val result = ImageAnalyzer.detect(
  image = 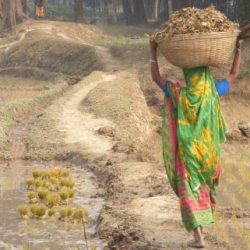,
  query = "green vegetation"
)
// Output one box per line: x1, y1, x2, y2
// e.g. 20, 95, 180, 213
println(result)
37, 188, 49, 200
0, 86, 65, 160
59, 207, 72, 219
27, 191, 37, 202
46, 193, 60, 208
48, 208, 56, 217
18, 205, 29, 218
18, 168, 88, 225
92, 35, 150, 63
